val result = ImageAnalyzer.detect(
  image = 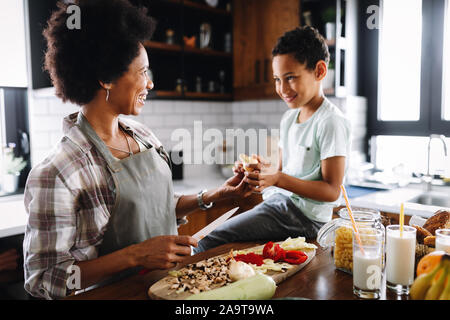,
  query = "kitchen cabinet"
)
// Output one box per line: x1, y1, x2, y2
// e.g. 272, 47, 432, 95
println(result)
135, 0, 234, 101
26, 0, 234, 101
232, 0, 359, 100
232, 0, 301, 100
